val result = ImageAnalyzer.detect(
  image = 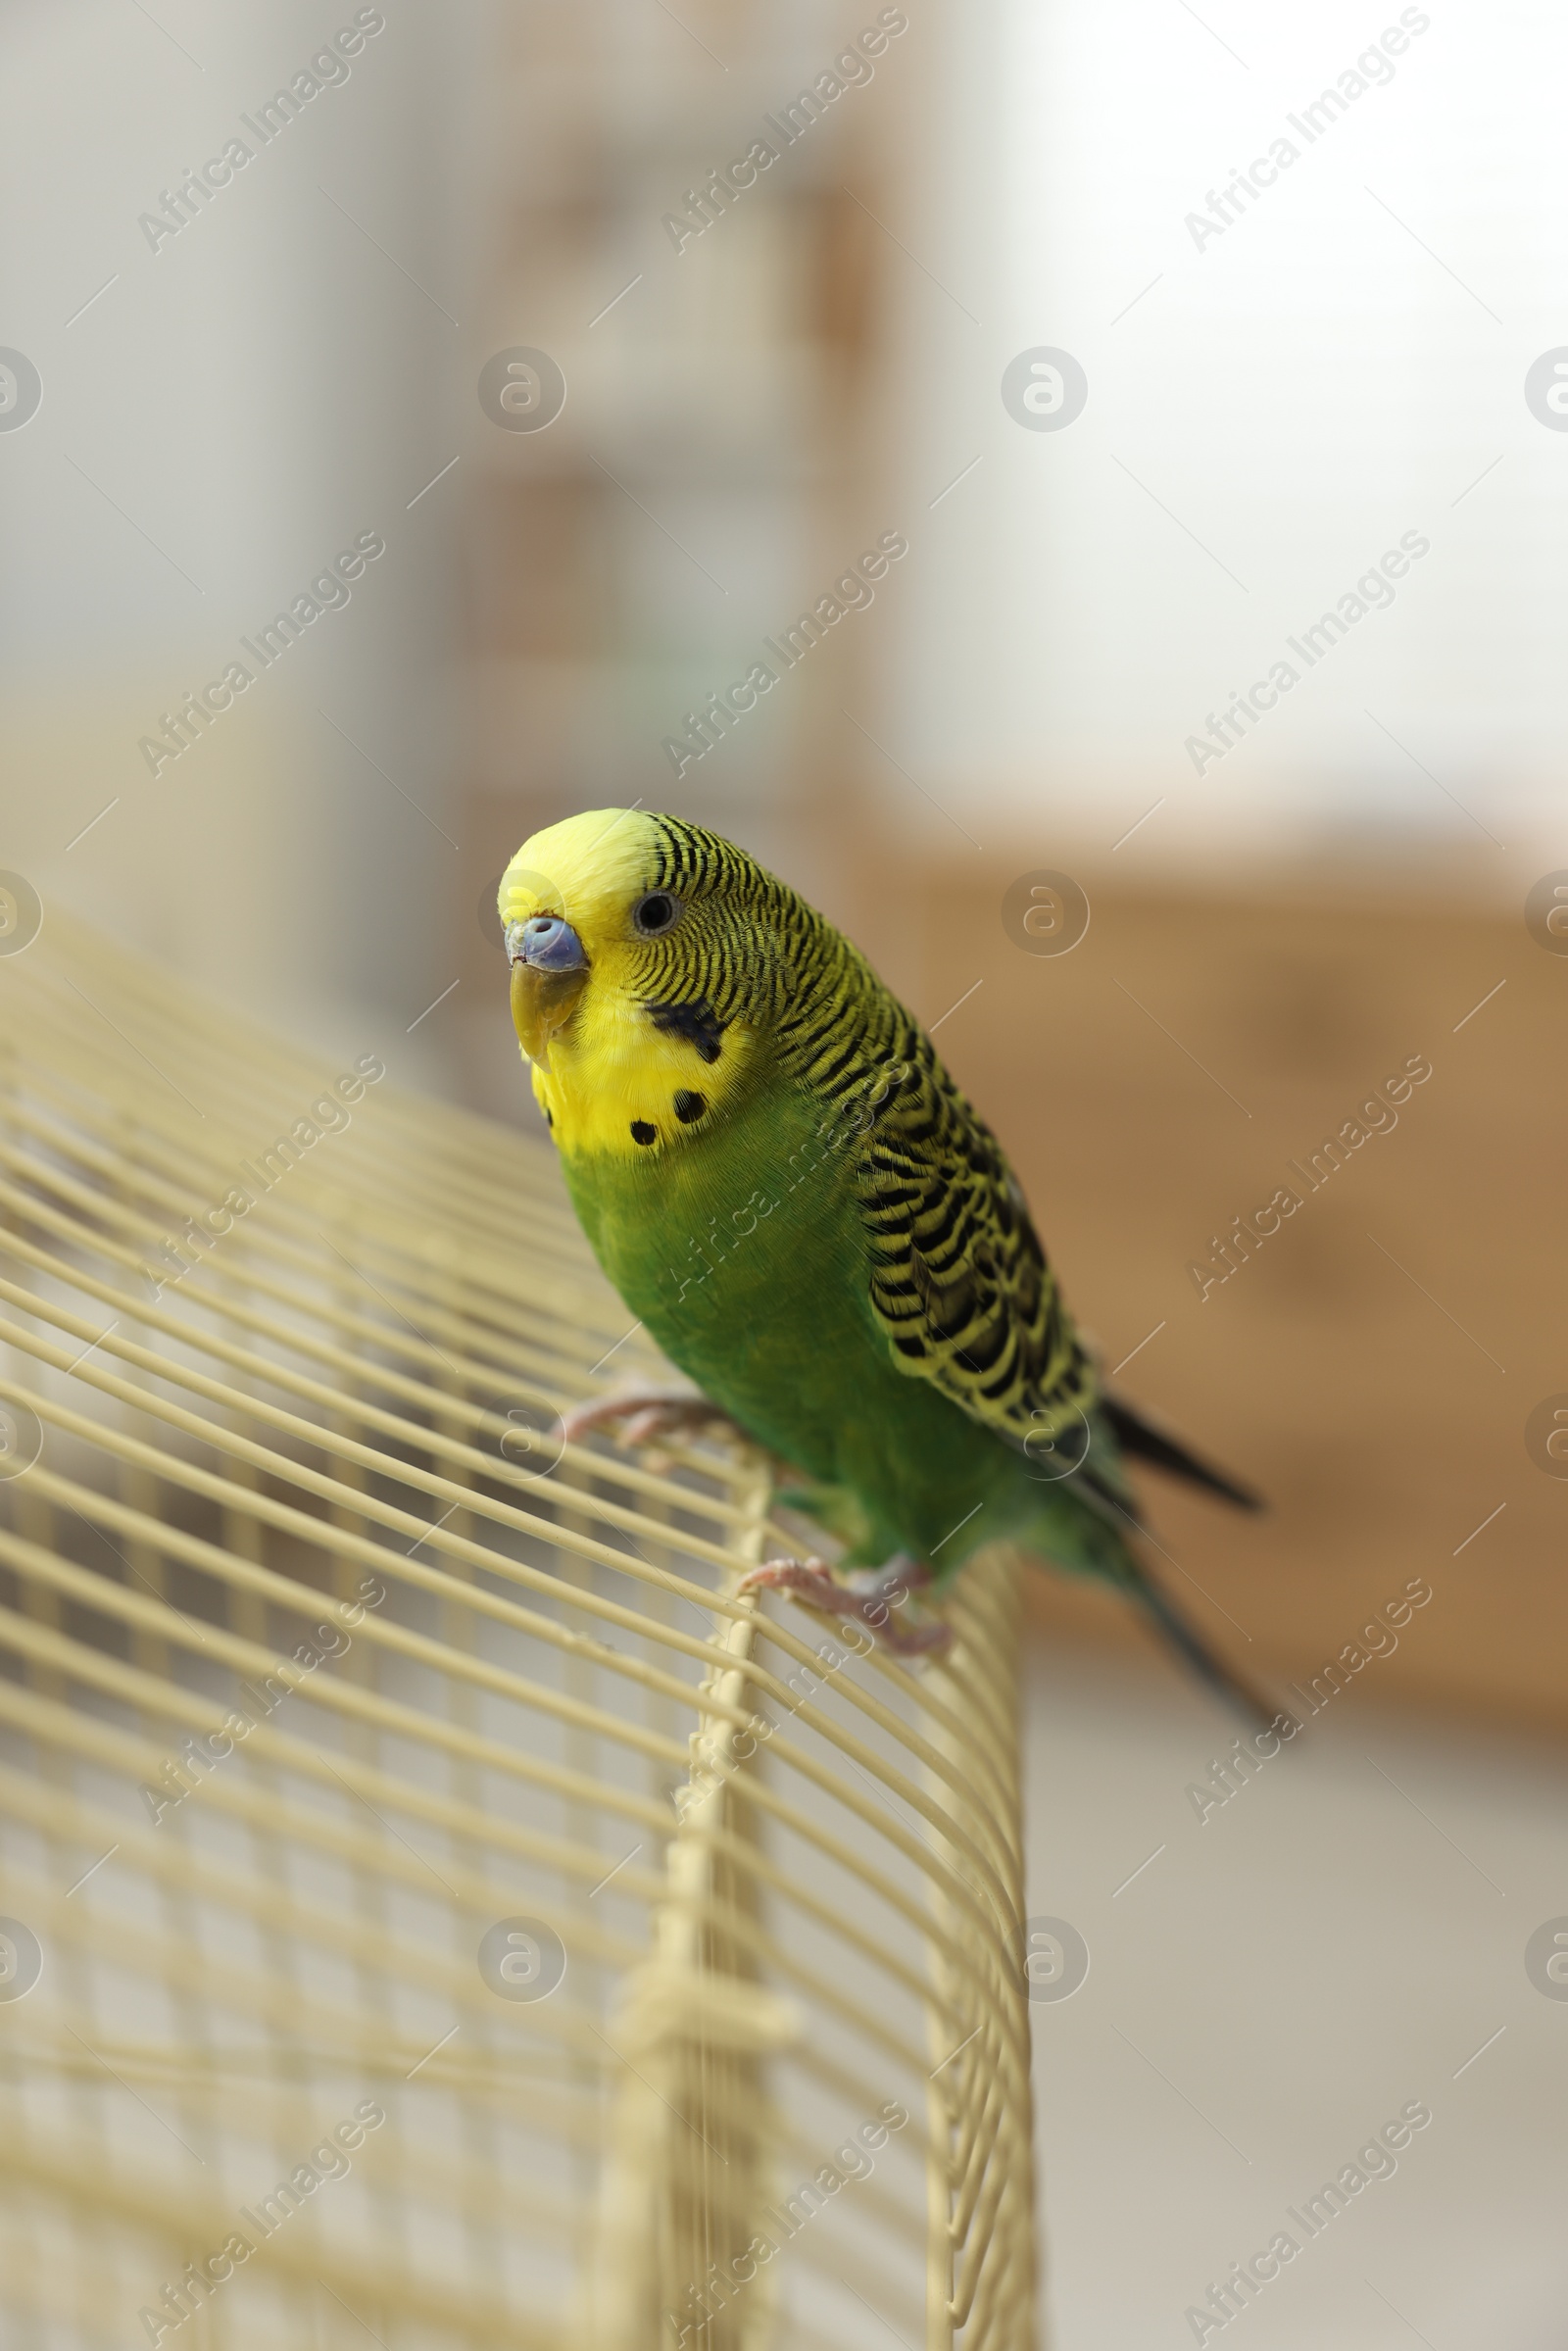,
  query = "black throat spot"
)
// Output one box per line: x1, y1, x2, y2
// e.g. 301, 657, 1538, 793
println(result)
647, 1000, 725, 1065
